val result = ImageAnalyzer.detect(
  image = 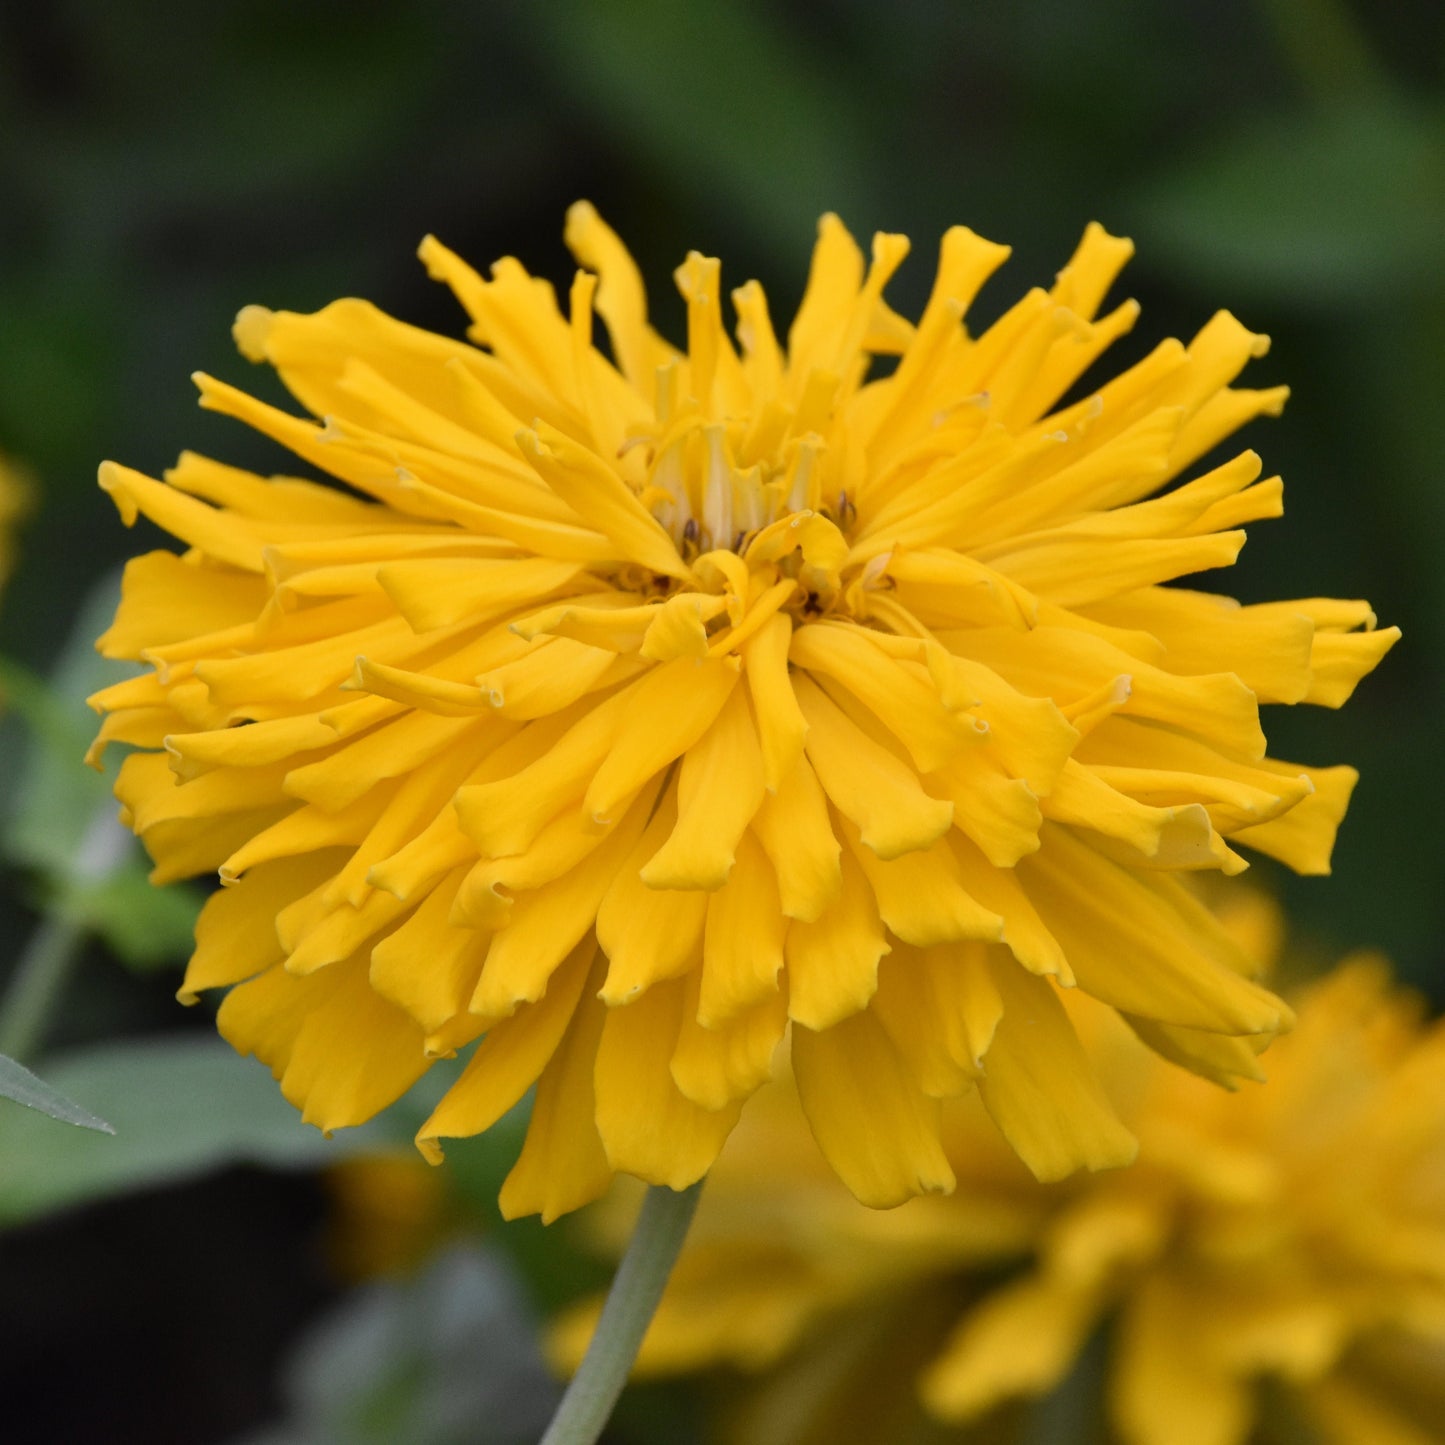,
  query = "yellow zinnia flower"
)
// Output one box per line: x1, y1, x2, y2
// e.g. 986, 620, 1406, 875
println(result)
91, 207, 1396, 1218
554, 957, 1445, 1445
